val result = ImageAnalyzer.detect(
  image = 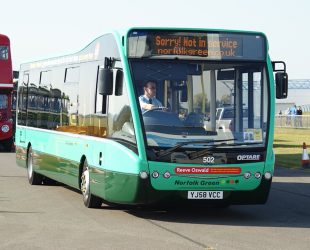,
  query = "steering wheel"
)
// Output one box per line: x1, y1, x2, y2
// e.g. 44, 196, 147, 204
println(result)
184, 112, 204, 126
142, 107, 167, 115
